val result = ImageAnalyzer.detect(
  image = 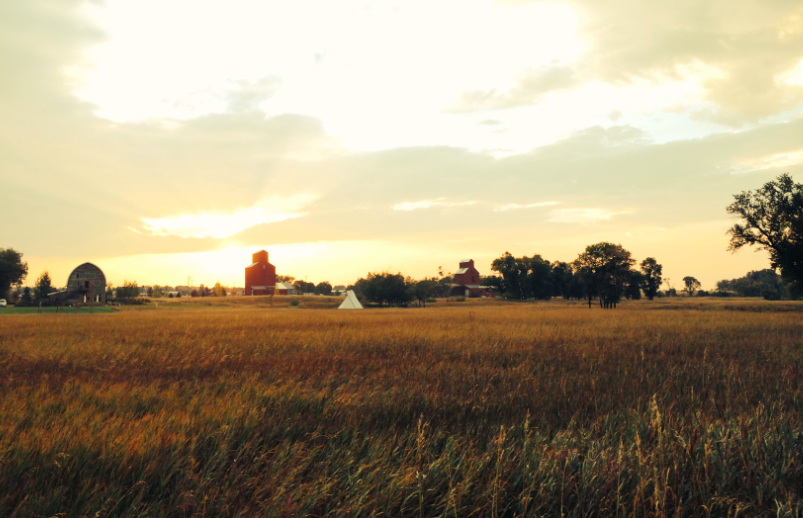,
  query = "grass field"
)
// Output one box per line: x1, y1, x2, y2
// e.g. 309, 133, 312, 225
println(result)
1, 298, 802, 517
